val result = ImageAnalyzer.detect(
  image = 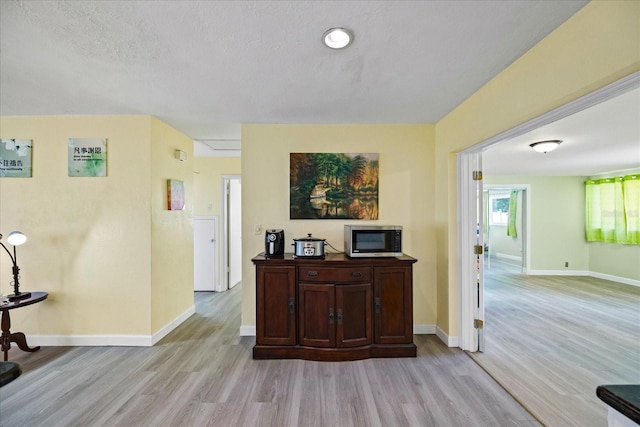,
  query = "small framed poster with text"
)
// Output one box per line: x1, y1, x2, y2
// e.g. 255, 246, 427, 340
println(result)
0, 139, 32, 177
68, 138, 107, 177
